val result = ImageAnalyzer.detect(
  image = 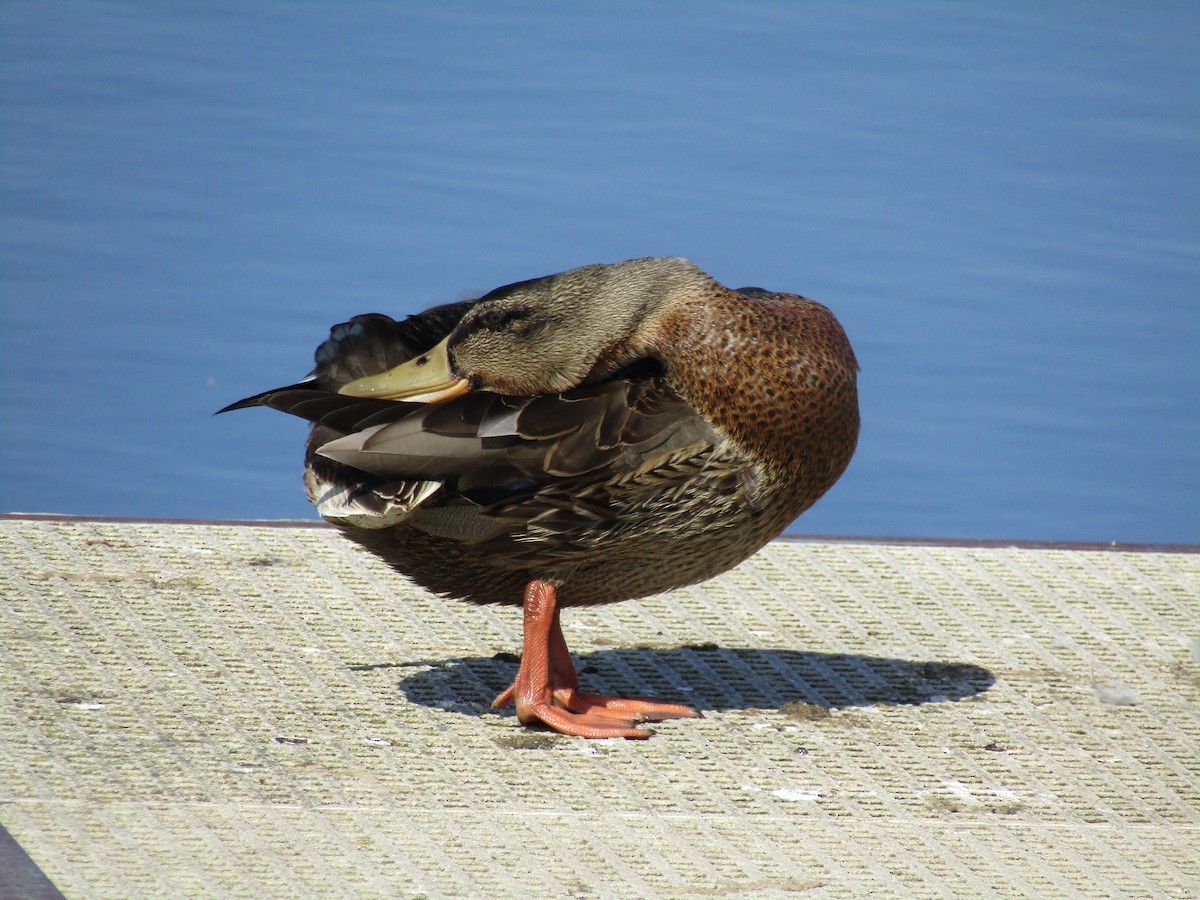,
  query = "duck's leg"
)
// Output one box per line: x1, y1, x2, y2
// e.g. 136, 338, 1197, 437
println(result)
492, 579, 701, 739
